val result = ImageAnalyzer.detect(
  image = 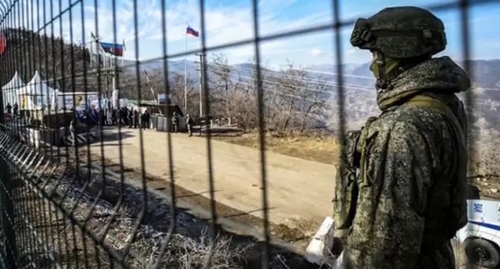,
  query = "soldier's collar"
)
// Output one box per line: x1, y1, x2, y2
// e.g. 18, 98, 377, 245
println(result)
378, 89, 423, 111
